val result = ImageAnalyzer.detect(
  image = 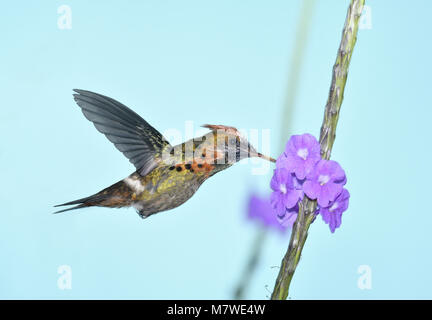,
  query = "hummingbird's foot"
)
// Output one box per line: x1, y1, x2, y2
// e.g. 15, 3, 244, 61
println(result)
137, 210, 150, 219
